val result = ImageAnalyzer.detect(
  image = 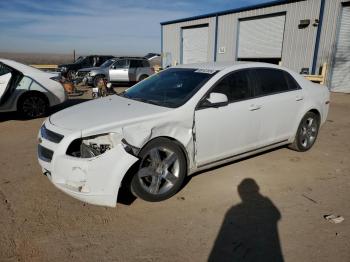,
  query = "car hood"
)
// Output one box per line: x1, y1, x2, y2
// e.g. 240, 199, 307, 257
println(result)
78, 67, 100, 72
49, 95, 171, 132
